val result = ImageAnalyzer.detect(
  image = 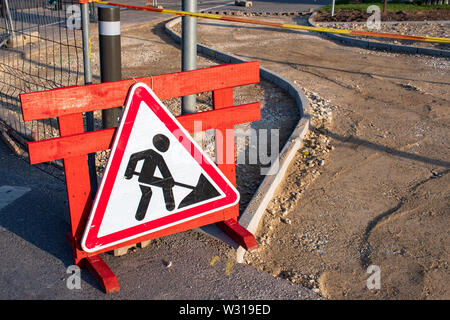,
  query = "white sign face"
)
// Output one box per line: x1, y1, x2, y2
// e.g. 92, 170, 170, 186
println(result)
81, 83, 239, 253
